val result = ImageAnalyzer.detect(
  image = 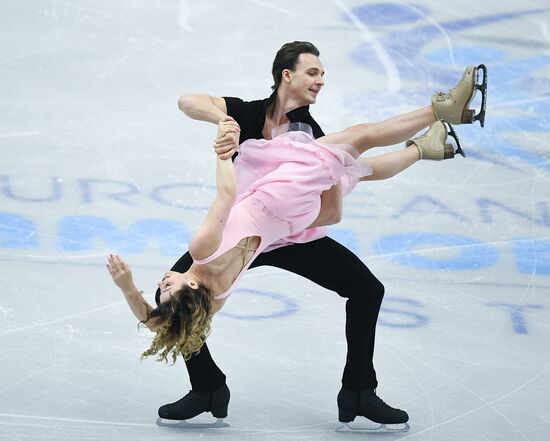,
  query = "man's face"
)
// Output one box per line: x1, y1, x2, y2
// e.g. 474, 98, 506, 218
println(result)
286, 53, 325, 105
